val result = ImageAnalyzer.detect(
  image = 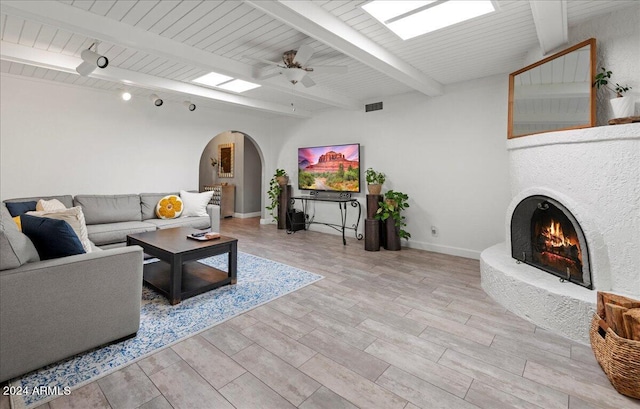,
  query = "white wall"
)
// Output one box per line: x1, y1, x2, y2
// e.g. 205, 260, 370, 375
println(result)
0, 75, 279, 200
275, 74, 511, 259
570, 4, 639, 124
